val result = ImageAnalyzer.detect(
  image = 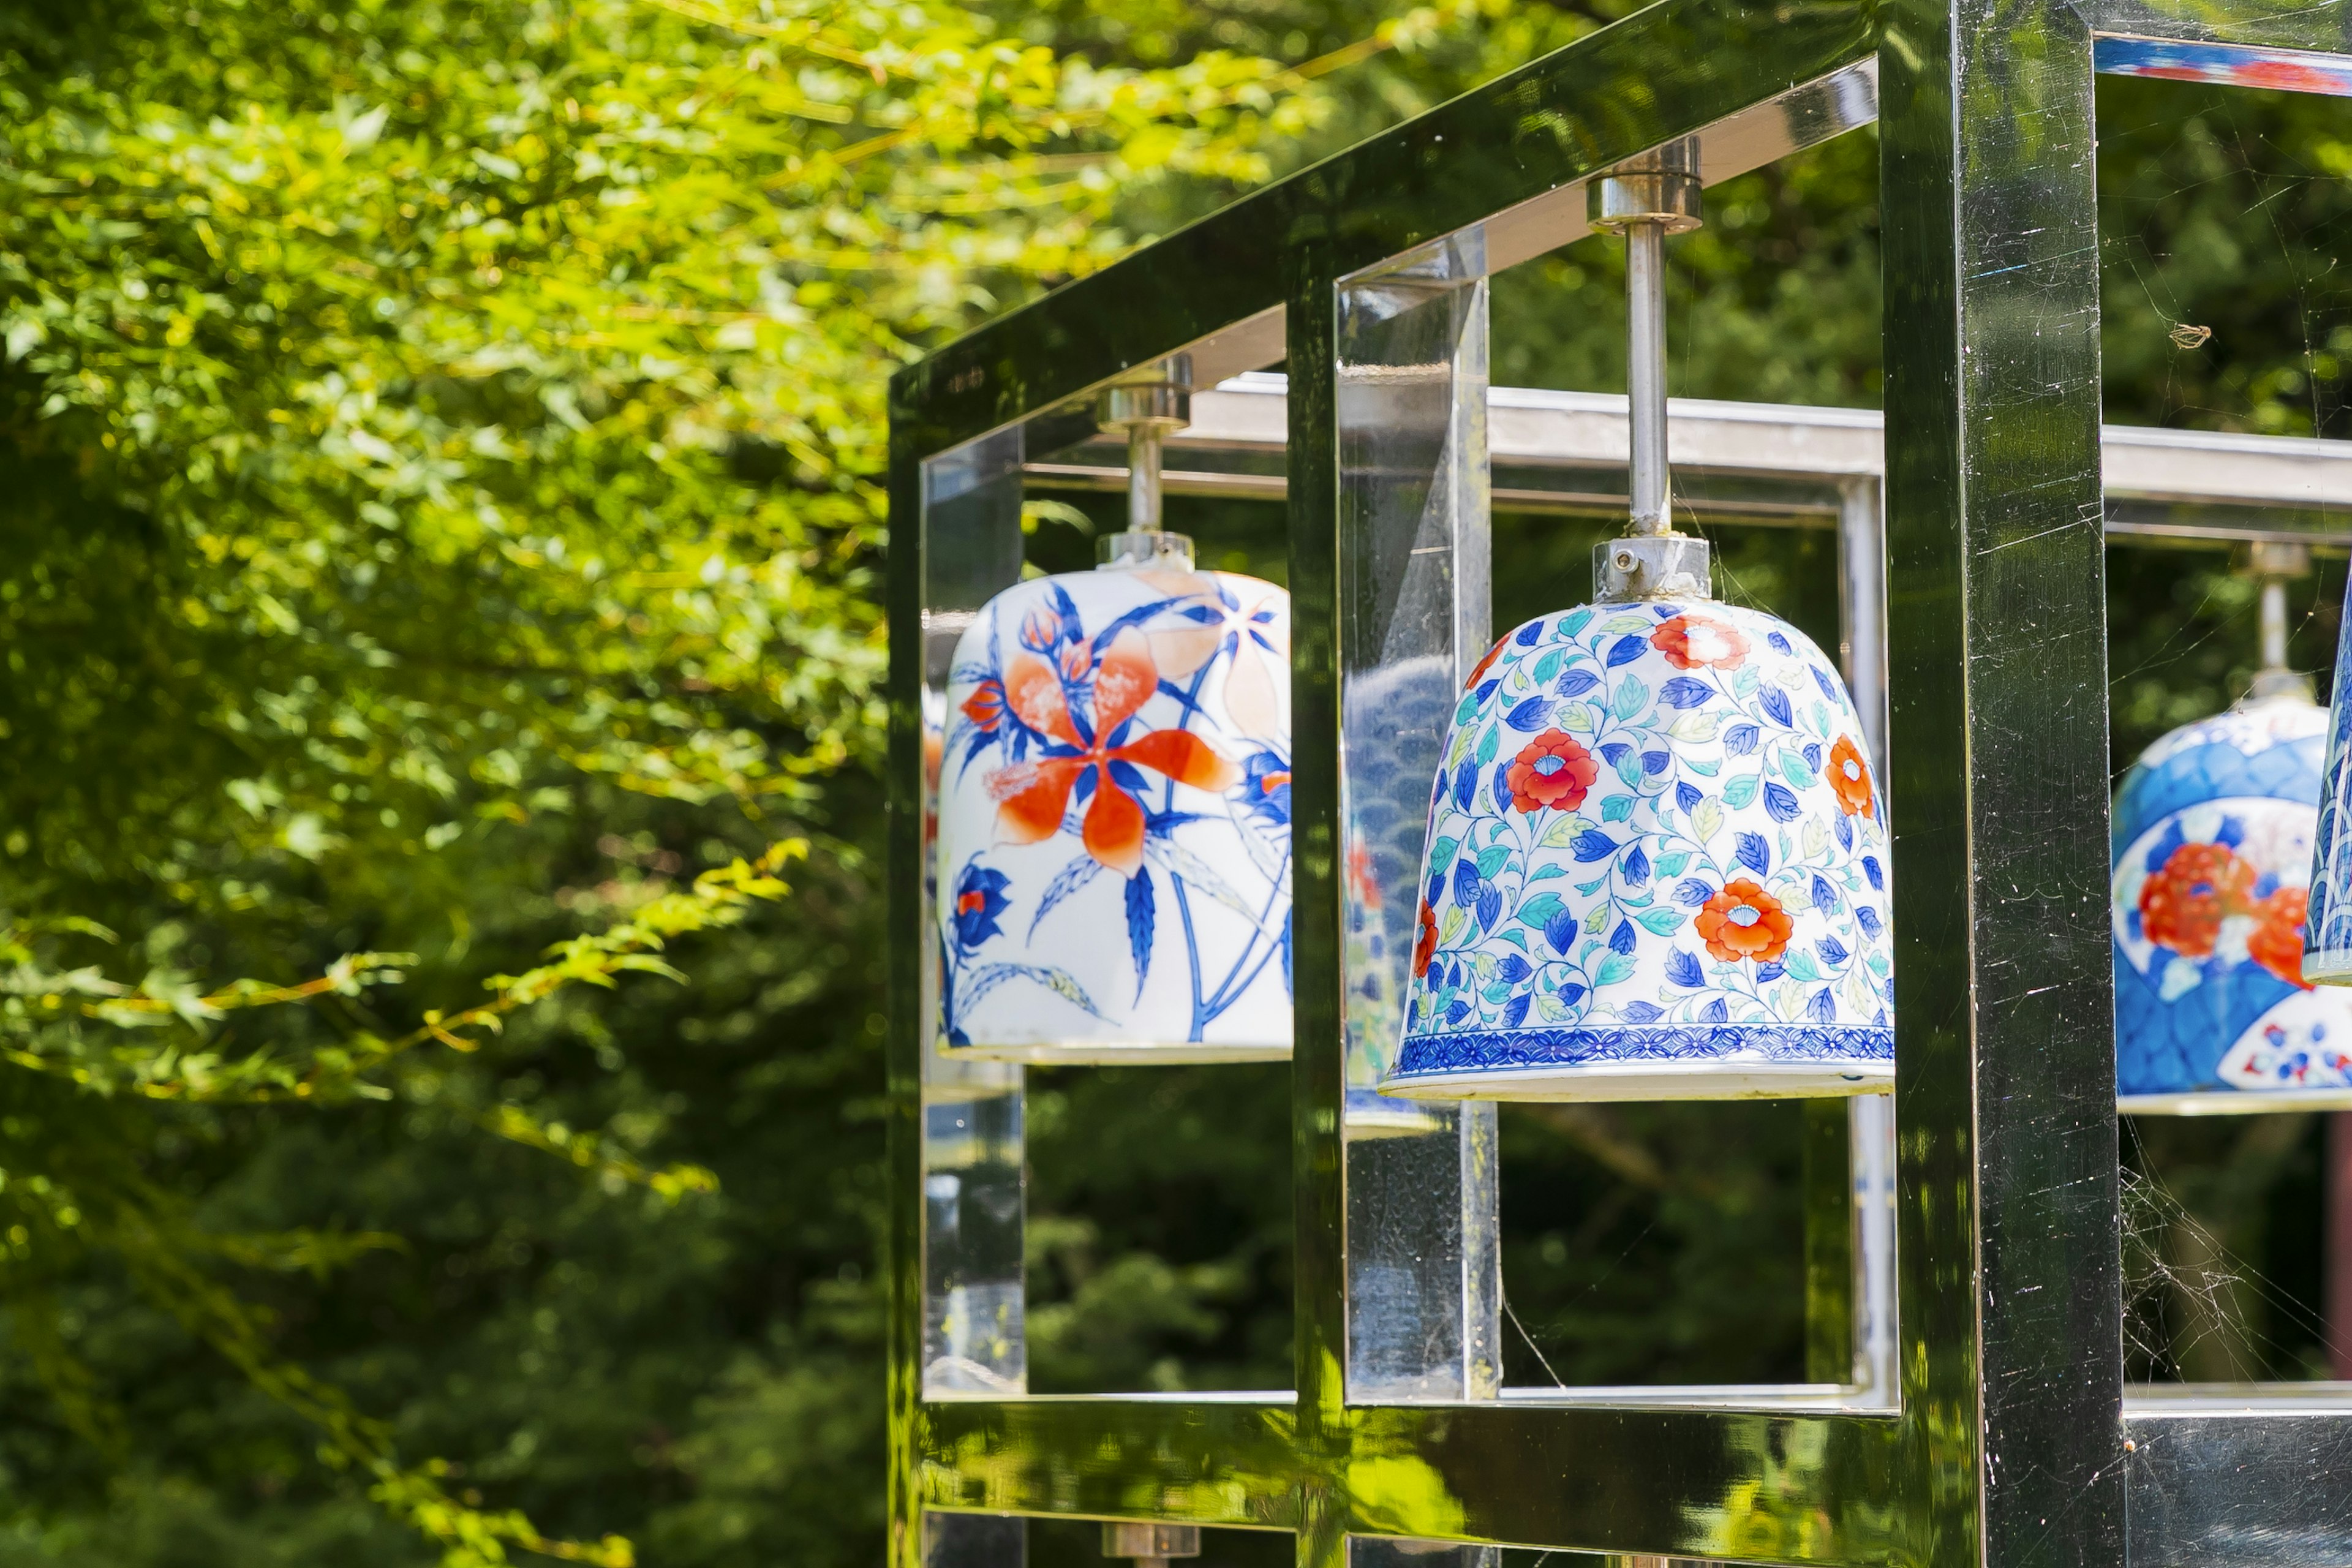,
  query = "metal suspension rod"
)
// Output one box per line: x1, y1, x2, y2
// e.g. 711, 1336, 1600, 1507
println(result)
1626, 218, 1670, 536
1128, 421, 1166, 532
